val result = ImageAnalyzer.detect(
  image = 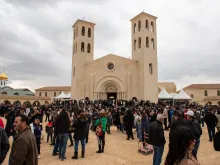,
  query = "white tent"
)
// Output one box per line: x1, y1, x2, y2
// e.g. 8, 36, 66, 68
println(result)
54, 91, 69, 99
174, 90, 191, 100
158, 88, 172, 99
66, 93, 71, 98
170, 93, 178, 98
